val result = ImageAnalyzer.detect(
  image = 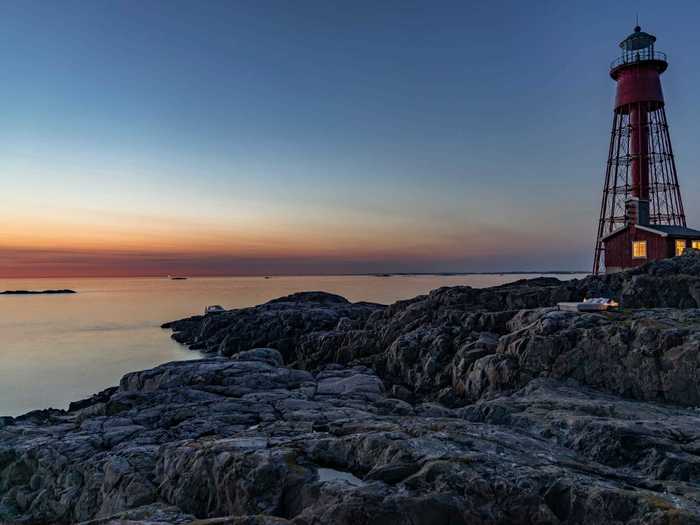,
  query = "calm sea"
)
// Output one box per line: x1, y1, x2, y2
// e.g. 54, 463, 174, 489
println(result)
0, 274, 586, 416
